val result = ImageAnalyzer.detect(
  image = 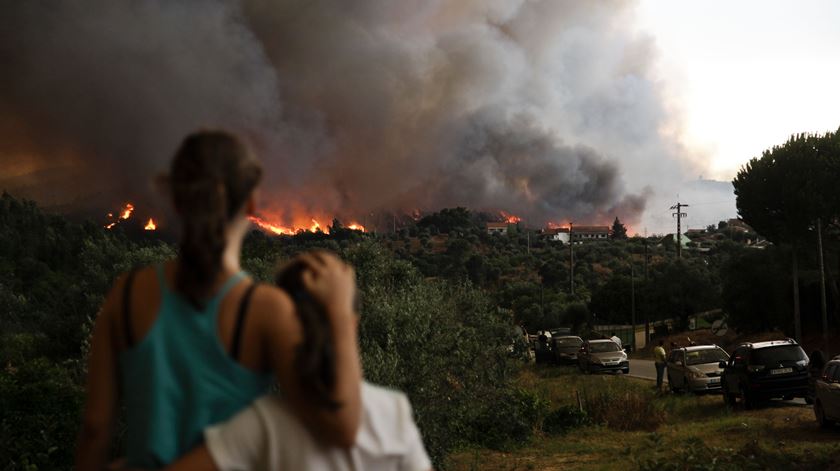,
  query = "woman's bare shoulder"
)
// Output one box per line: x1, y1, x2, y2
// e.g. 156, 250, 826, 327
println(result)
250, 284, 296, 323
